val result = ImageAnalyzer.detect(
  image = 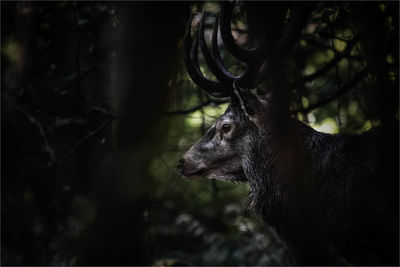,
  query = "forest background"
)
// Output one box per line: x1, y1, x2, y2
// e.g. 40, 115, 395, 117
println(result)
1, 1, 398, 265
